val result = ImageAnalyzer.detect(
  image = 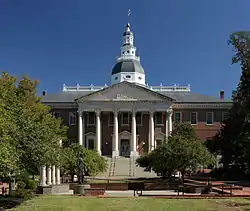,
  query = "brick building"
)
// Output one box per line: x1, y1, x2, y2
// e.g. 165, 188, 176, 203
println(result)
42, 23, 232, 158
